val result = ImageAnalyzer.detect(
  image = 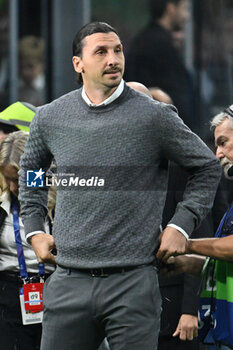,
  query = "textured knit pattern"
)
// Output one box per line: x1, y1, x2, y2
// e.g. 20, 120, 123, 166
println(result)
19, 84, 221, 268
